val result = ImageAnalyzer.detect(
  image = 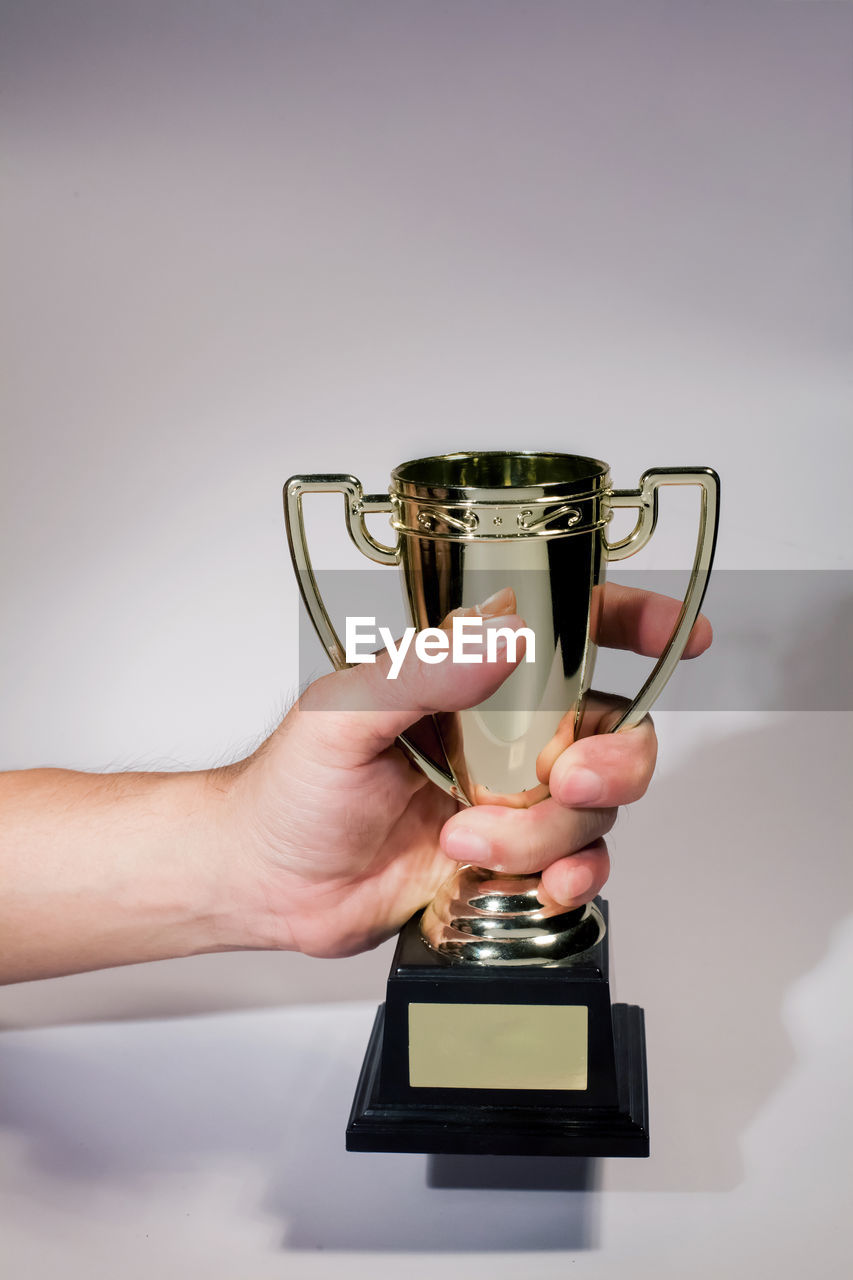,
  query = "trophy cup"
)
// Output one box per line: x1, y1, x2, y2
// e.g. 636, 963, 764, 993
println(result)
285, 452, 719, 1157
